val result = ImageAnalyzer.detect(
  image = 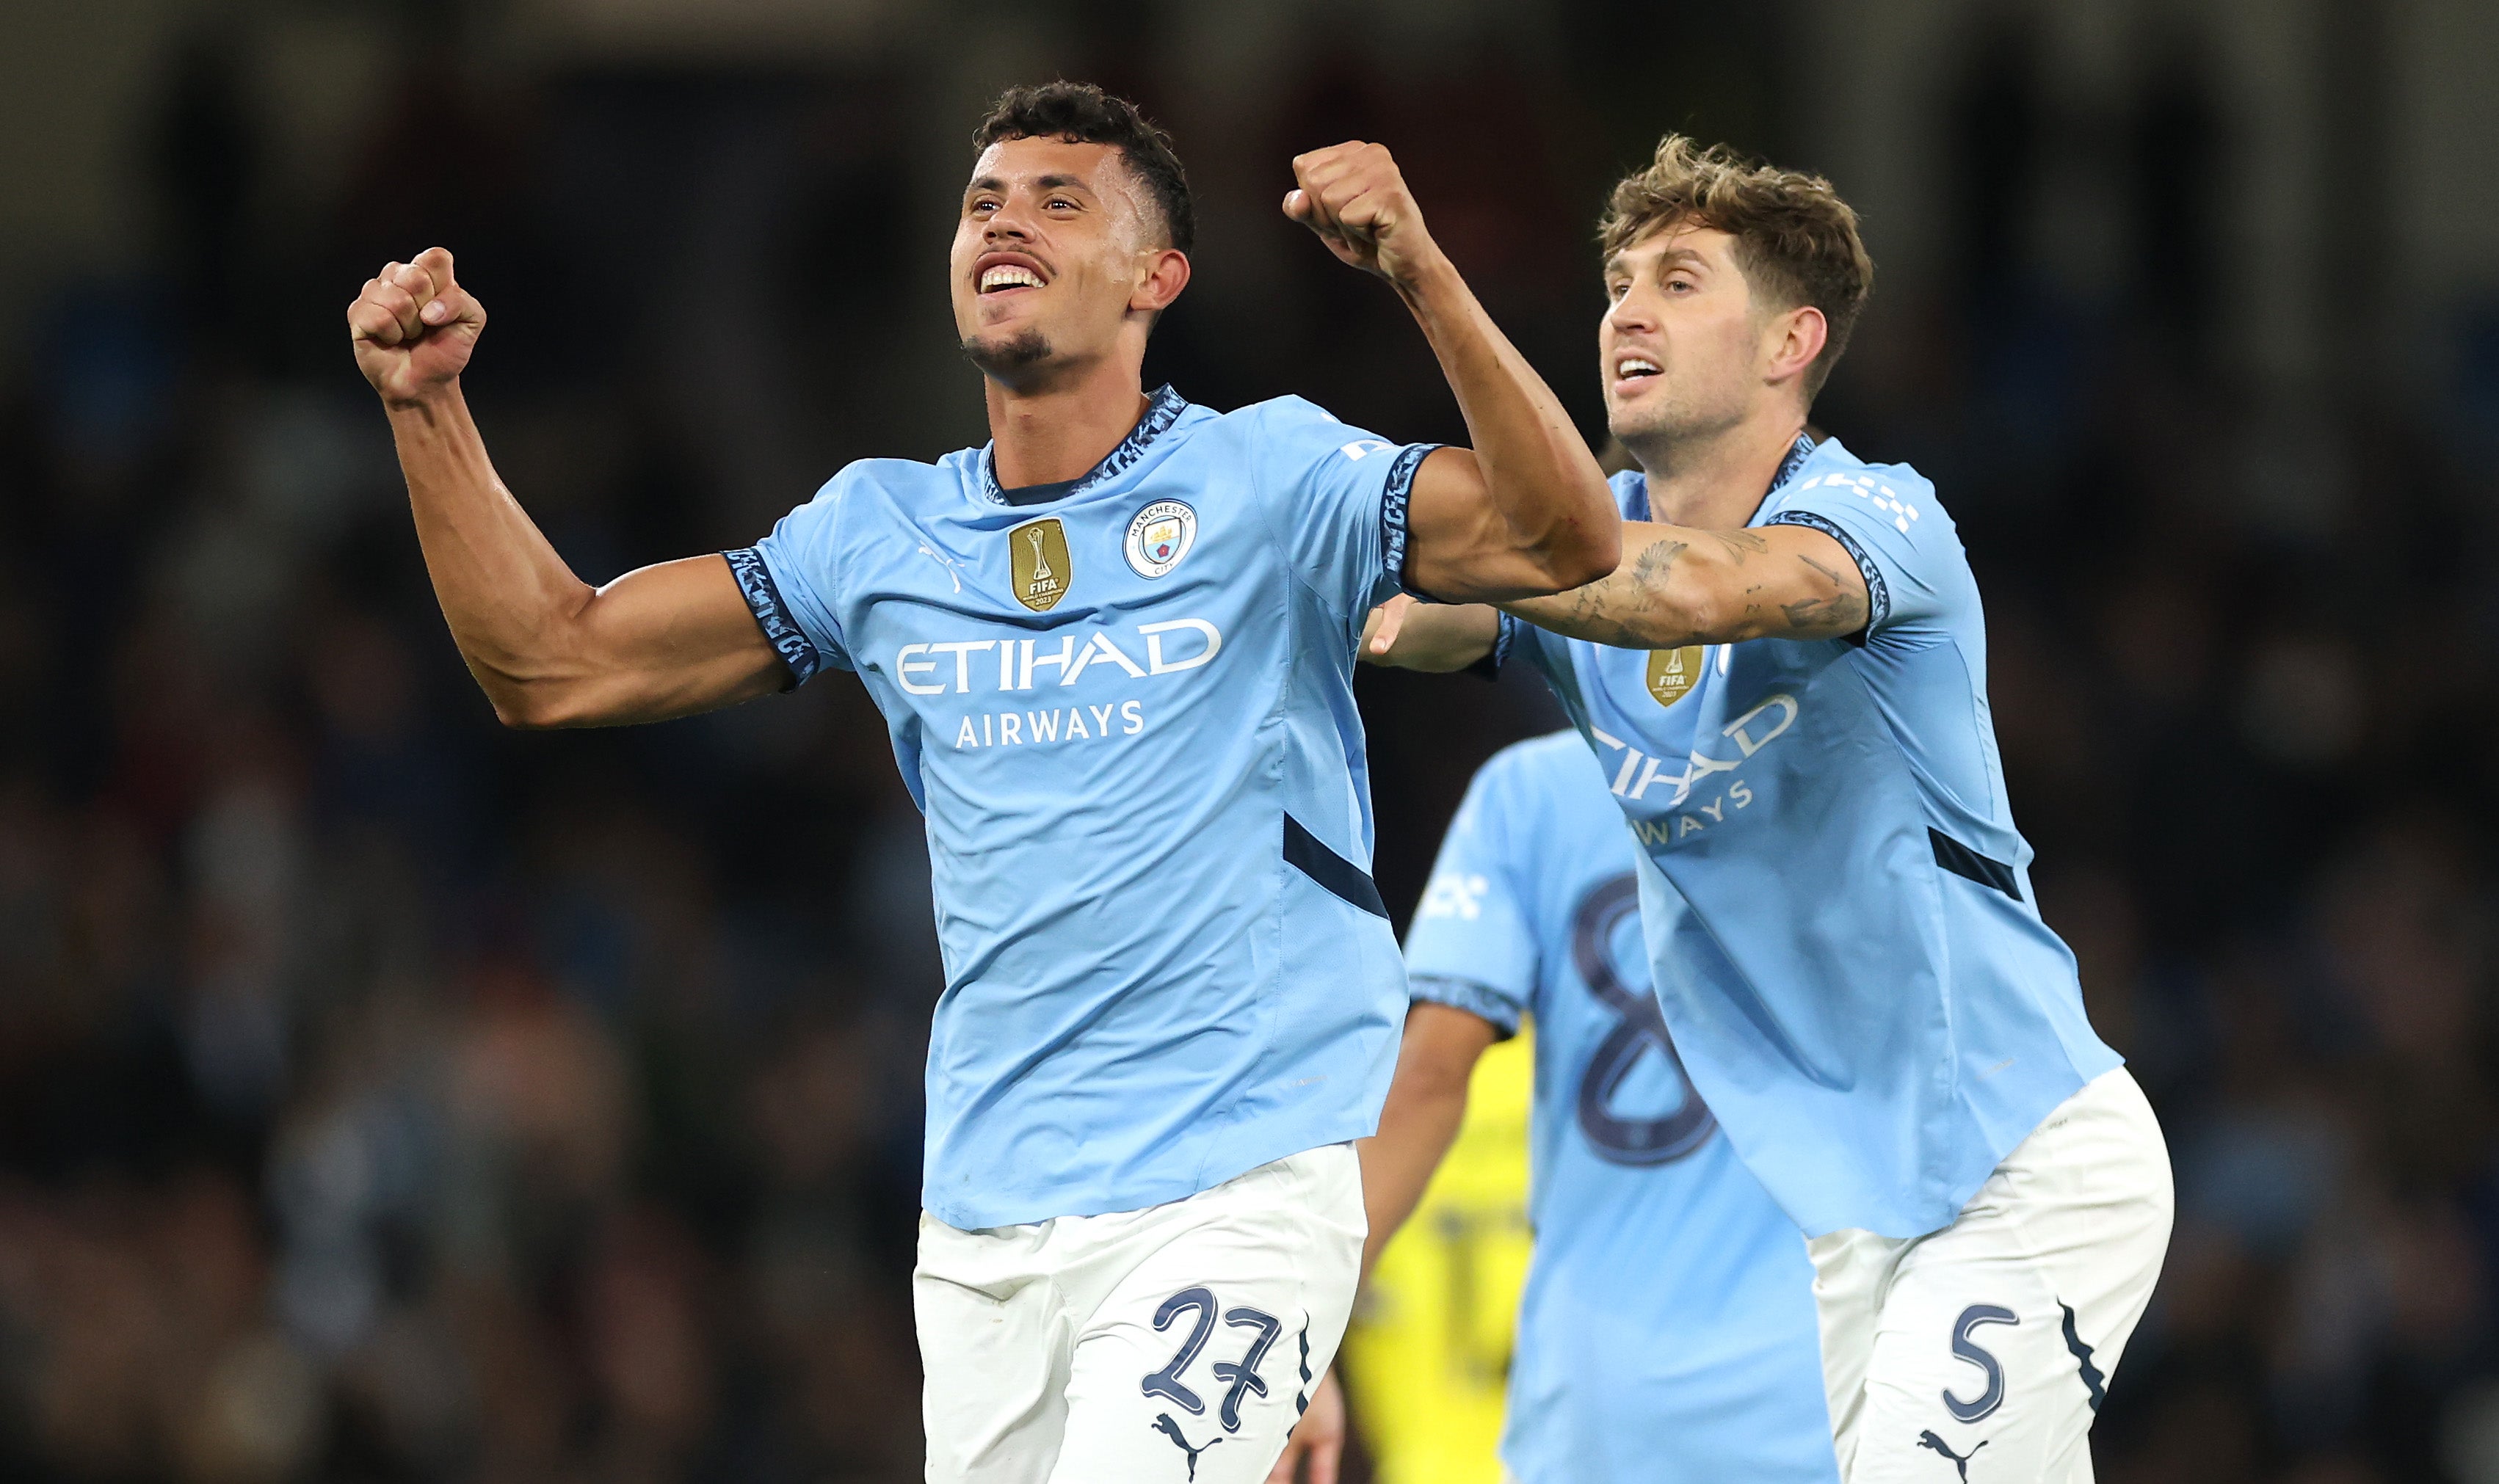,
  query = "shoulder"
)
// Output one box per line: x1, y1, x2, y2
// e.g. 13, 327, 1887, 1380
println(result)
1222, 395, 1396, 458
1211, 396, 1415, 517
1225, 393, 1342, 432
791, 452, 976, 518
1776, 439, 1951, 533
830, 451, 971, 491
